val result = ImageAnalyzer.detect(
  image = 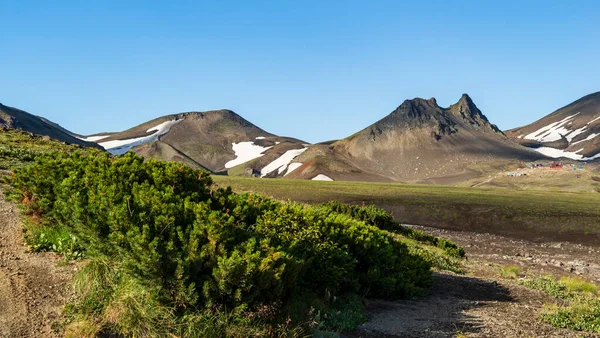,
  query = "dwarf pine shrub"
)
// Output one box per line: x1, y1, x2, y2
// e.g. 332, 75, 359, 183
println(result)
5, 152, 437, 335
